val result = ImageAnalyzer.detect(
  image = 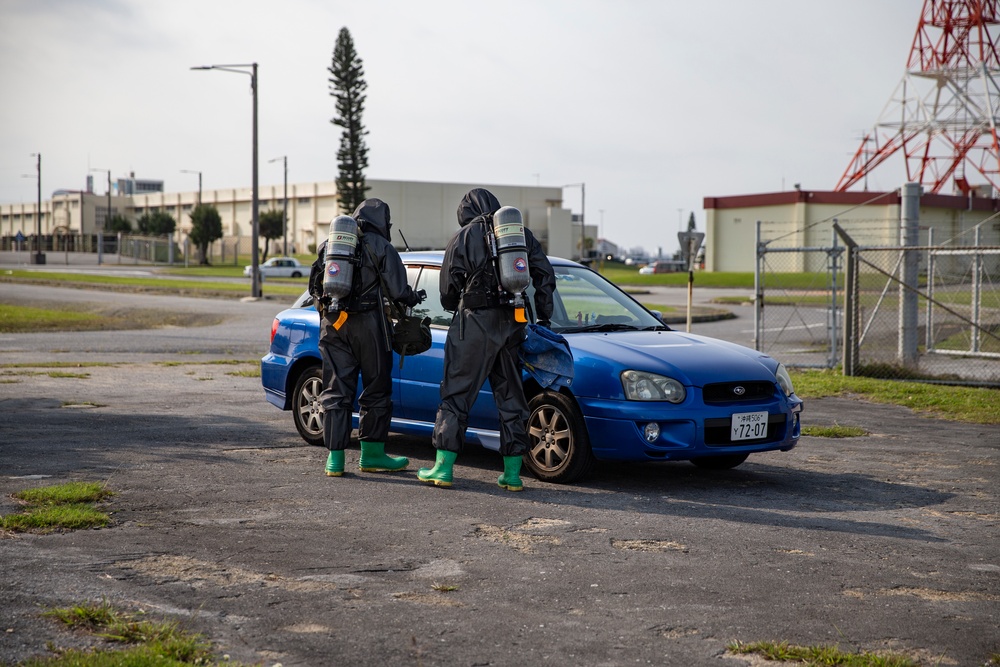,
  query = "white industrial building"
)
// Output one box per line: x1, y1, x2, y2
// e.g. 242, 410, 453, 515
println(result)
0, 177, 582, 259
